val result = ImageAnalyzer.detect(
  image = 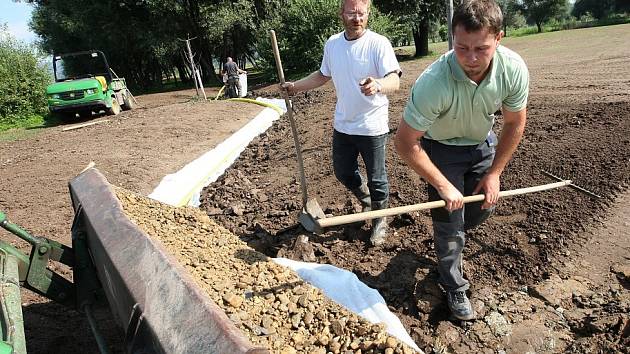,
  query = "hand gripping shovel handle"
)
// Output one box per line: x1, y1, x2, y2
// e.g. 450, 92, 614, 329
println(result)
316, 180, 573, 229
269, 30, 308, 206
